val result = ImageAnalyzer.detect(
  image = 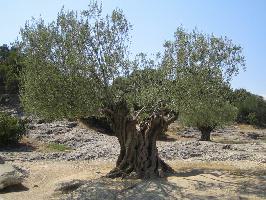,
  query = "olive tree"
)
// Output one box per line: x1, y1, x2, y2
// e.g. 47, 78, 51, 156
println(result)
162, 27, 245, 141
177, 69, 237, 141
19, 3, 176, 178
